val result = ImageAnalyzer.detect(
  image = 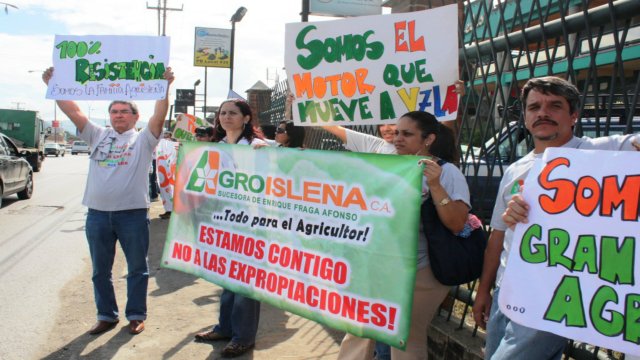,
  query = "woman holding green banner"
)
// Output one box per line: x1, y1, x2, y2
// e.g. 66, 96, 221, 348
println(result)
337, 111, 471, 360
193, 98, 268, 358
